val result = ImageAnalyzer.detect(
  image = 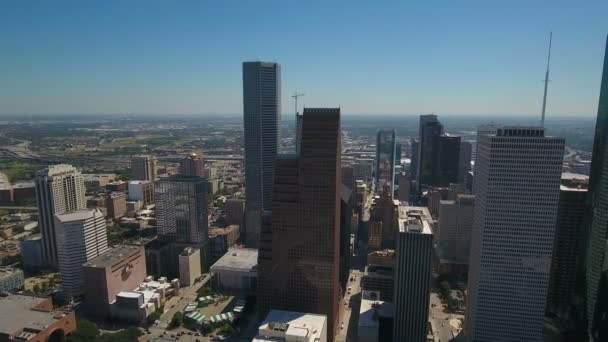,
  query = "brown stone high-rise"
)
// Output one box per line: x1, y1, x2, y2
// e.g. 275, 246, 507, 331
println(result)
258, 108, 341, 340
